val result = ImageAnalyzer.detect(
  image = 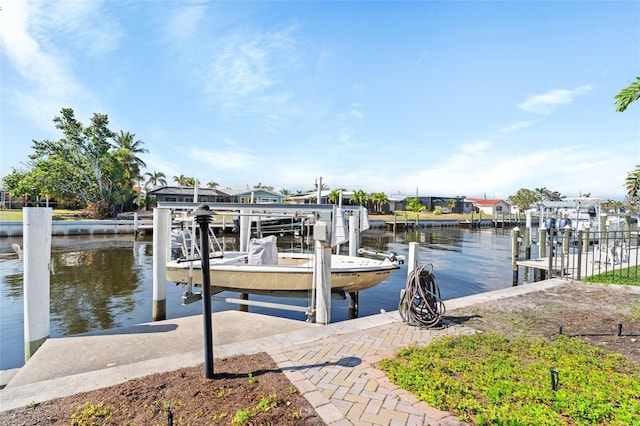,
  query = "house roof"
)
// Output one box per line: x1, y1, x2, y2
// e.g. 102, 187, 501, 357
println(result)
220, 187, 284, 198
147, 186, 227, 196
466, 198, 511, 206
